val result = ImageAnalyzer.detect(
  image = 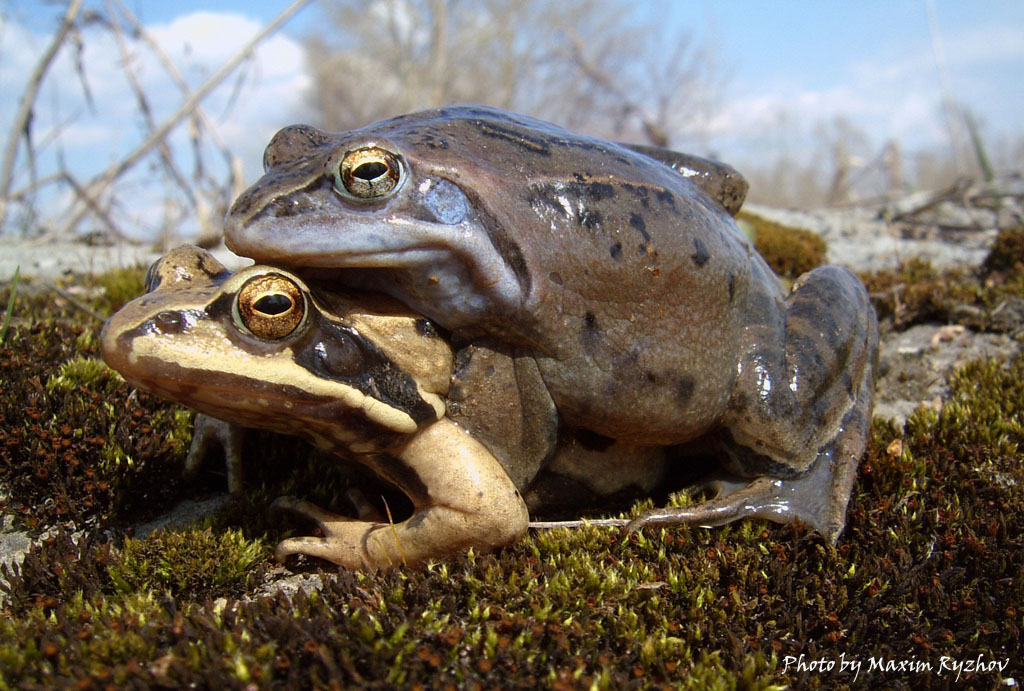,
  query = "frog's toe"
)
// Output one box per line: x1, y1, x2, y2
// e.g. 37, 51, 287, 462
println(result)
274, 536, 378, 568
627, 477, 793, 534
271, 495, 398, 568
627, 443, 859, 545
271, 495, 355, 526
